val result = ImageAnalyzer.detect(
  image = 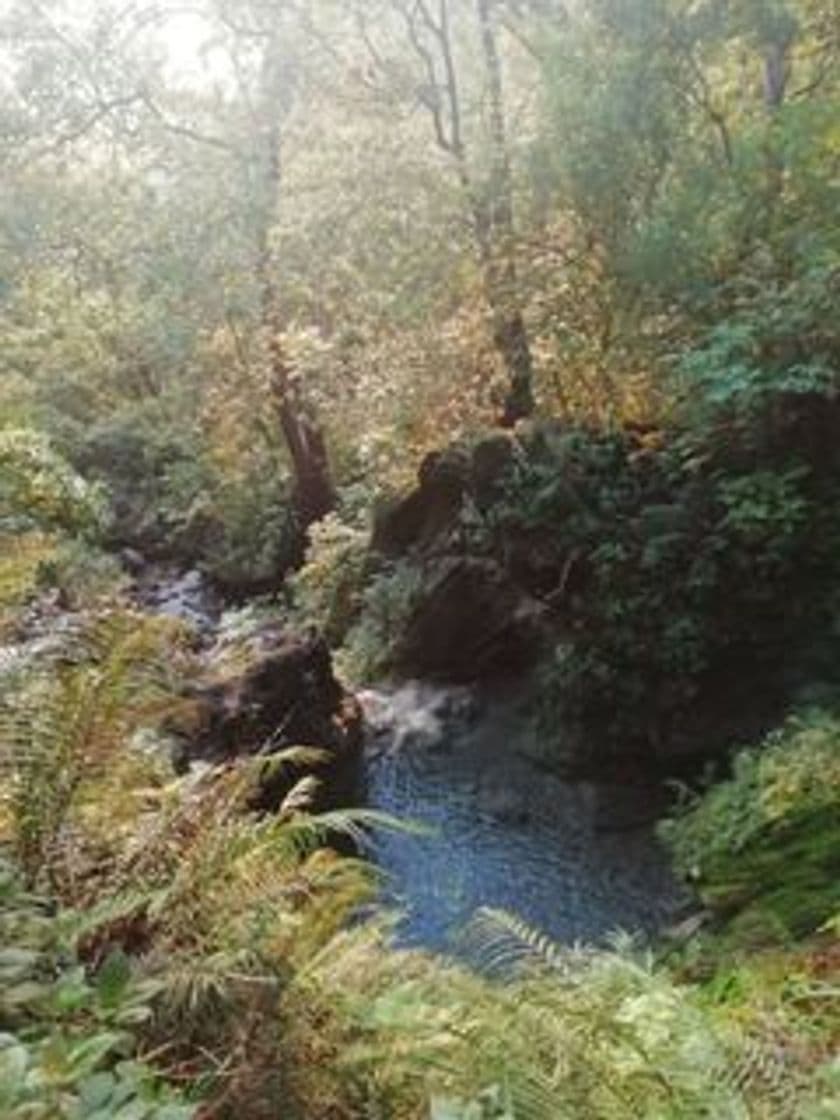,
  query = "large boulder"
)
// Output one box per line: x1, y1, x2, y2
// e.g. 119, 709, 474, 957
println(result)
393, 556, 544, 683
372, 435, 514, 559
170, 625, 363, 809
370, 434, 543, 684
